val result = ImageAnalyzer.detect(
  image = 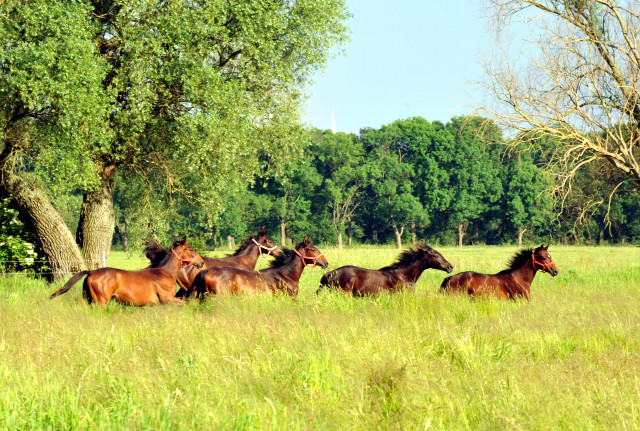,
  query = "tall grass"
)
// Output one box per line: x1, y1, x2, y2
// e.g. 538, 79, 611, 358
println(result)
1, 245, 639, 430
